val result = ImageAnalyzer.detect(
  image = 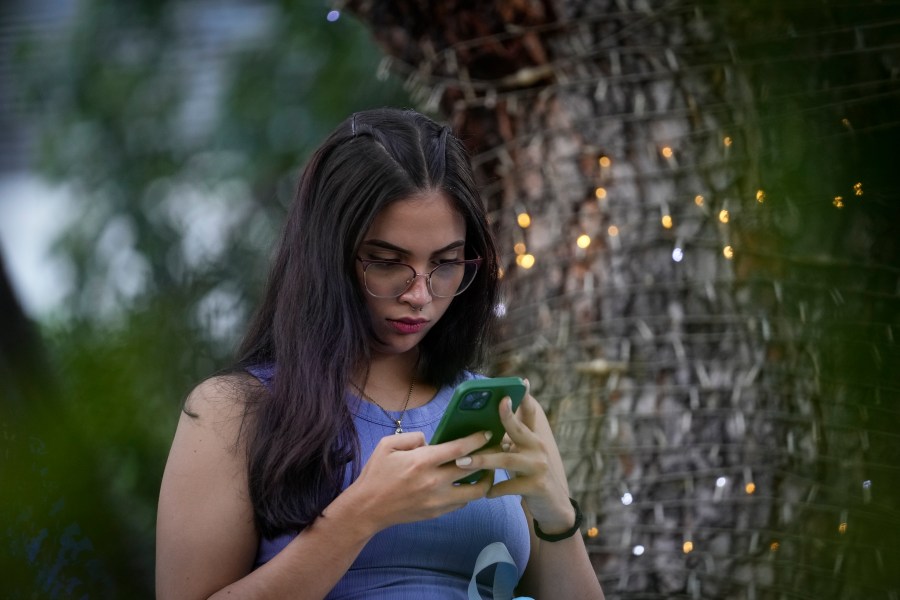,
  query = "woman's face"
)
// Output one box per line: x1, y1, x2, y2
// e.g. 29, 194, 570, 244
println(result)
356, 190, 467, 357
